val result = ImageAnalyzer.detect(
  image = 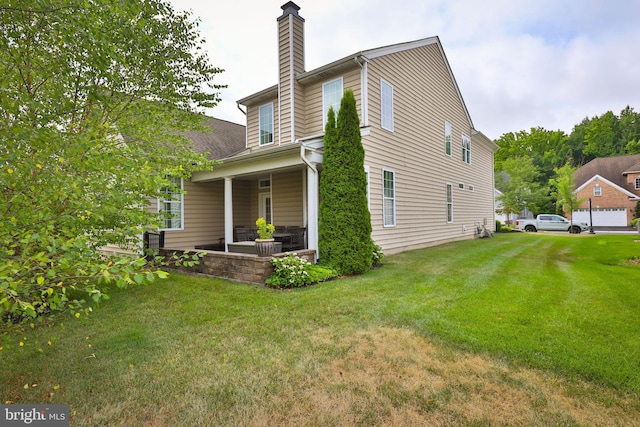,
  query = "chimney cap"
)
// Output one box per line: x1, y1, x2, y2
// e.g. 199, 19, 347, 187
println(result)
278, 1, 304, 21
